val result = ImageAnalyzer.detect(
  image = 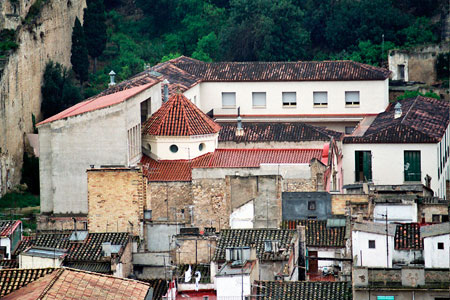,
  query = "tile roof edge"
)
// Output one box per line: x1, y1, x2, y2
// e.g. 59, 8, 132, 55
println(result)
37, 82, 155, 126
37, 269, 65, 299
60, 267, 151, 285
